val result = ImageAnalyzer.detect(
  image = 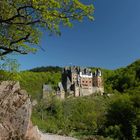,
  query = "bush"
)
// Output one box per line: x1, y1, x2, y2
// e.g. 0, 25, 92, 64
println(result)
32, 95, 108, 137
